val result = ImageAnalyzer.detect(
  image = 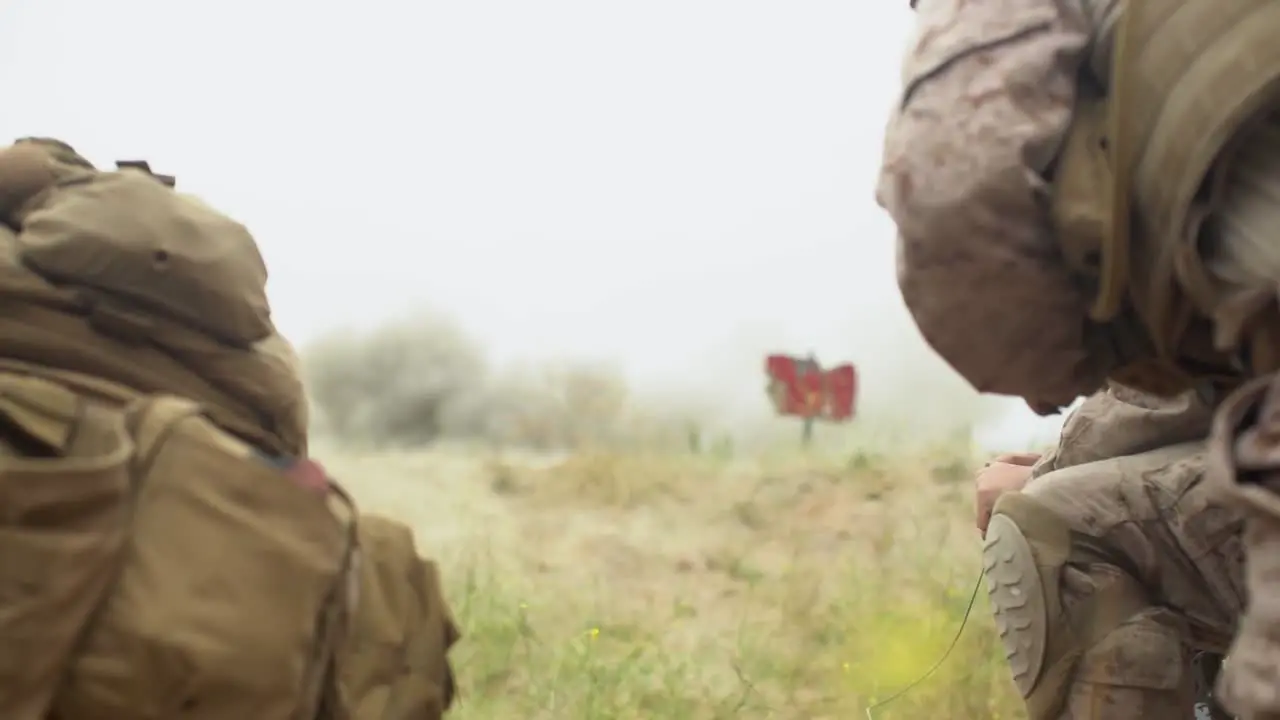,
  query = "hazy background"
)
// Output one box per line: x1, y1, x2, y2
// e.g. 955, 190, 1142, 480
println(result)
0, 0, 1066, 451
